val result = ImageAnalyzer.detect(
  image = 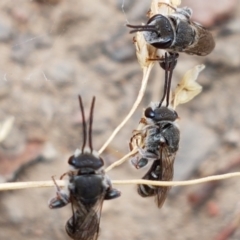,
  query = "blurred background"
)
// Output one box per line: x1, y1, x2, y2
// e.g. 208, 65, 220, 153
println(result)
0, 0, 240, 239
